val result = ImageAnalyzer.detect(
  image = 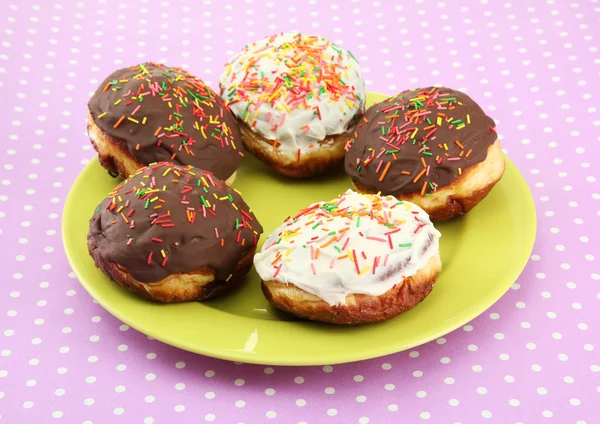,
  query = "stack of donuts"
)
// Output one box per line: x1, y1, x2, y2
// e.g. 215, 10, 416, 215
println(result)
87, 32, 504, 324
